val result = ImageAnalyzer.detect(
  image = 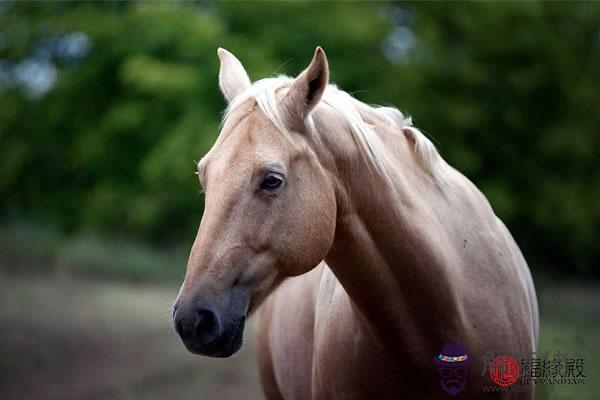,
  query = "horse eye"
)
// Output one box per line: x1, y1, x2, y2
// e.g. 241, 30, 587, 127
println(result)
260, 172, 284, 192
